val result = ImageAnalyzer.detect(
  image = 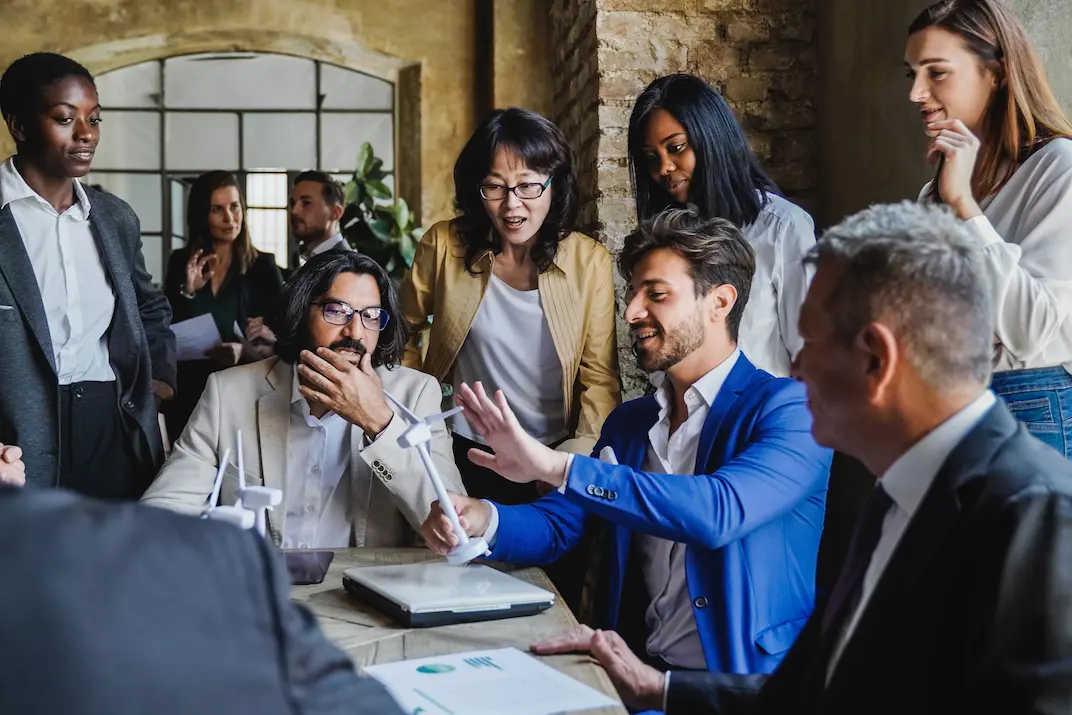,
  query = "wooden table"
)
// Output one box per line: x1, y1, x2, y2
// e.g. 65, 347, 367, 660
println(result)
292, 548, 626, 715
